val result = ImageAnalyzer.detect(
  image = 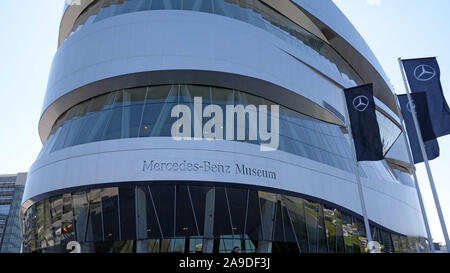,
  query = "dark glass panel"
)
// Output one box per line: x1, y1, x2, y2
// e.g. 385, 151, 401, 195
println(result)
258, 191, 276, 242
351, 216, 361, 253
136, 186, 162, 239
85, 189, 103, 242
226, 187, 247, 237
182, 0, 196, 10
392, 234, 401, 253
101, 188, 120, 241
150, 0, 165, 10
245, 190, 262, 241
304, 200, 319, 253
103, 91, 124, 140
139, 85, 175, 137
72, 192, 89, 242
151, 184, 175, 238
335, 210, 345, 253
380, 229, 394, 253
84, 92, 117, 143
170, 0, 182, 10
63, 100, 92, 147
188, 186, 210, 237
199, 0, 213, 12
213, 187, 233, 238
323, 206, 337, 253
49, 196, 63, 246
123, 87, 147, 138
355, 218, 368, 253
50, 119, 71, 152
61, 193, 75, 245
283, 196, 308, 253
316, 204, 328, 253
118, 187, 136, 240
341, 212, 354, 253
272, 200, 284, 242
175, 185, 197, 237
